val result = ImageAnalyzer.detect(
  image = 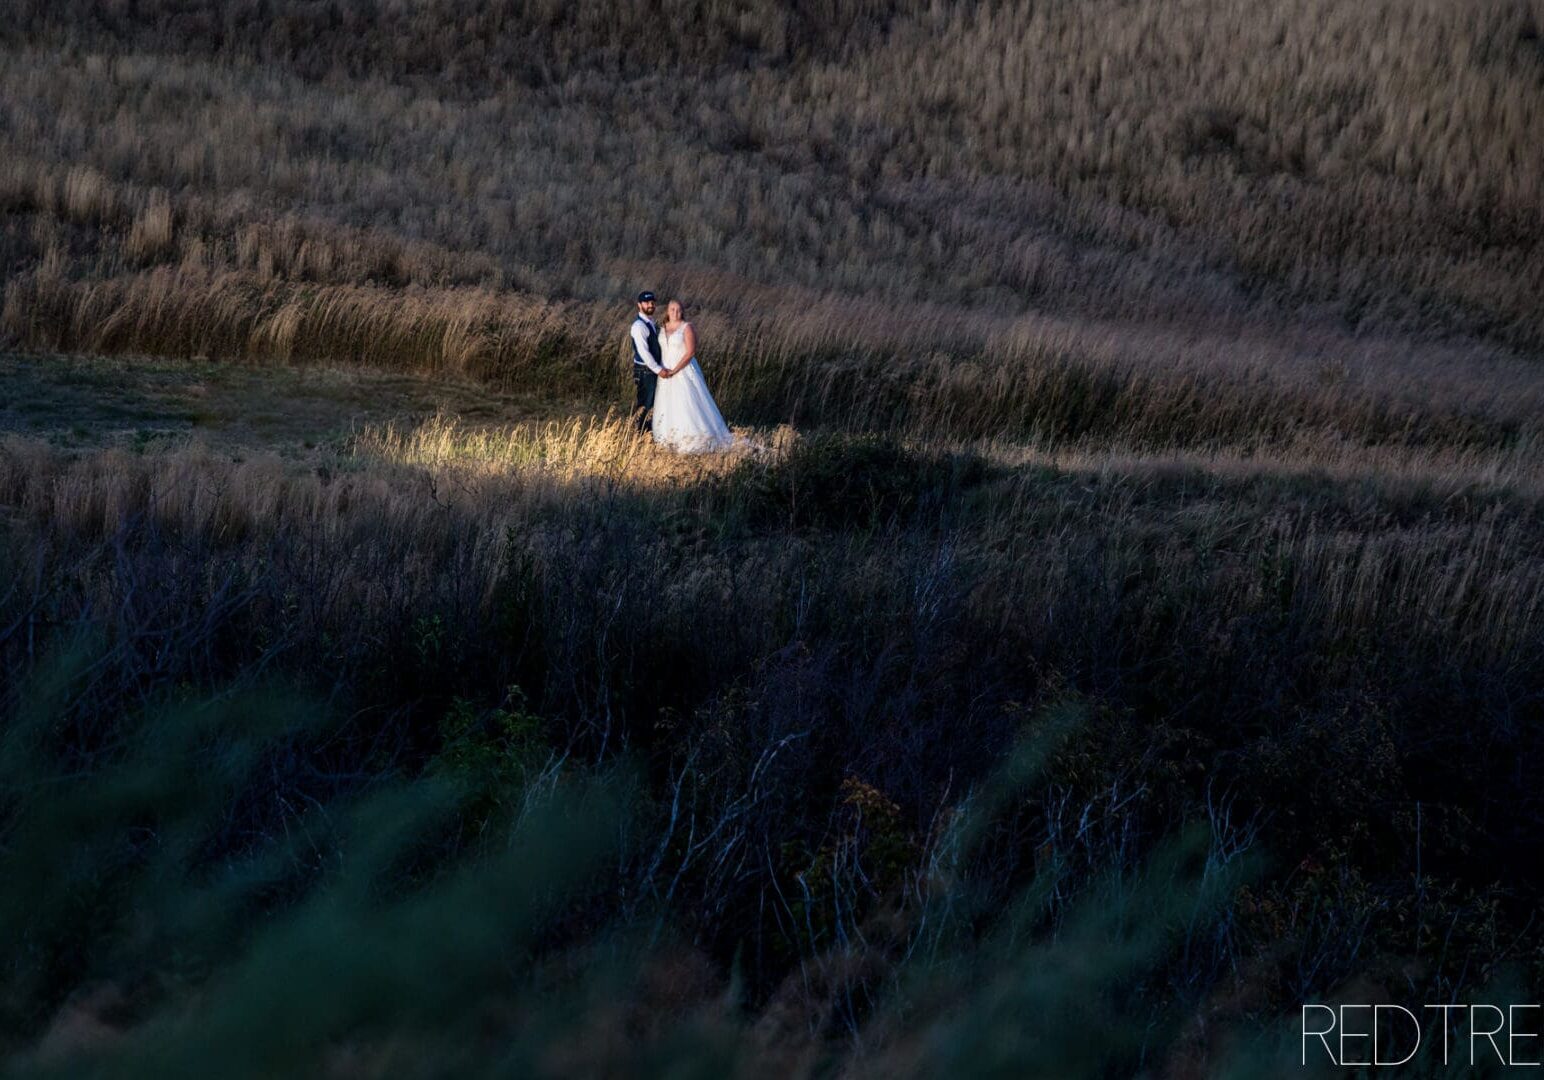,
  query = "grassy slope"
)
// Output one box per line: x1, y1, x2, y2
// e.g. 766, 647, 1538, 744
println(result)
4, 0, 1541, 342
